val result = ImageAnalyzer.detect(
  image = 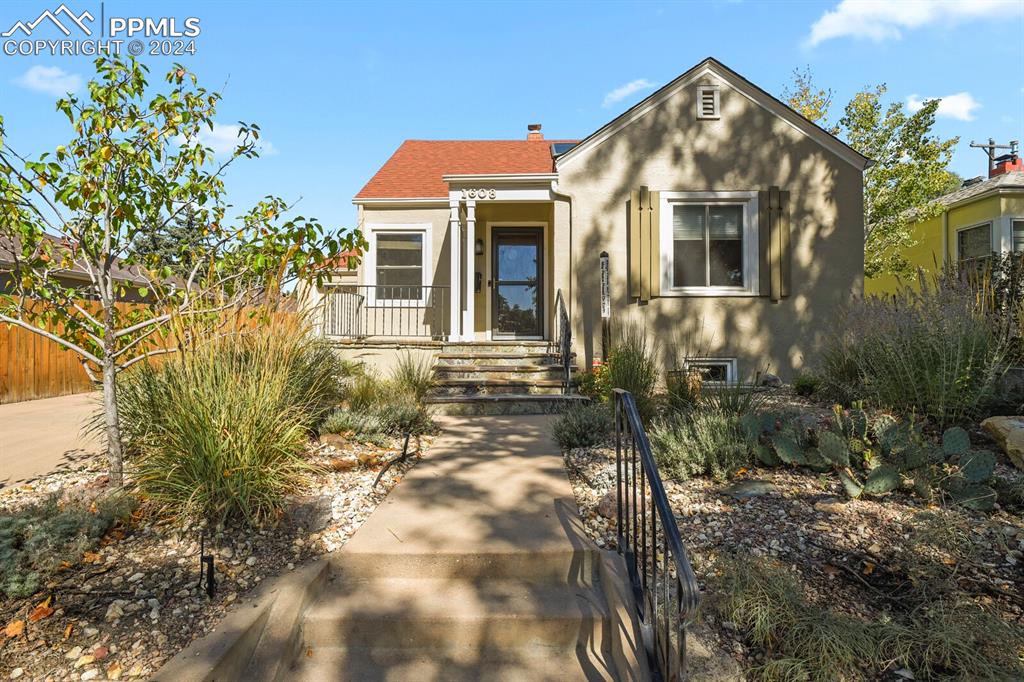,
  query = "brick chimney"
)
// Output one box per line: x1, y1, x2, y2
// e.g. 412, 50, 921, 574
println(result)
527, 123, 543, 141
990, 152, 1024, 177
